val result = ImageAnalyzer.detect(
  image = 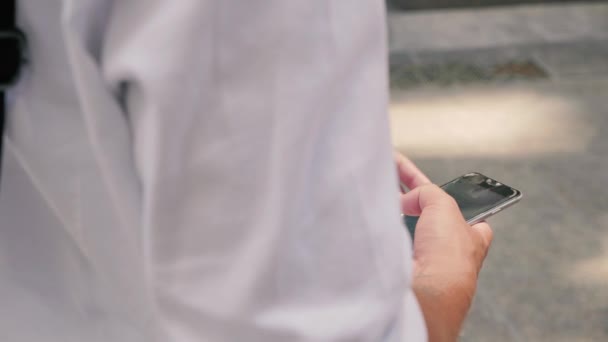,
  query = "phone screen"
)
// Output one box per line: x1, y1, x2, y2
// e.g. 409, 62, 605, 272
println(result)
404, 172, 521, 239
441, 173, 518, 222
